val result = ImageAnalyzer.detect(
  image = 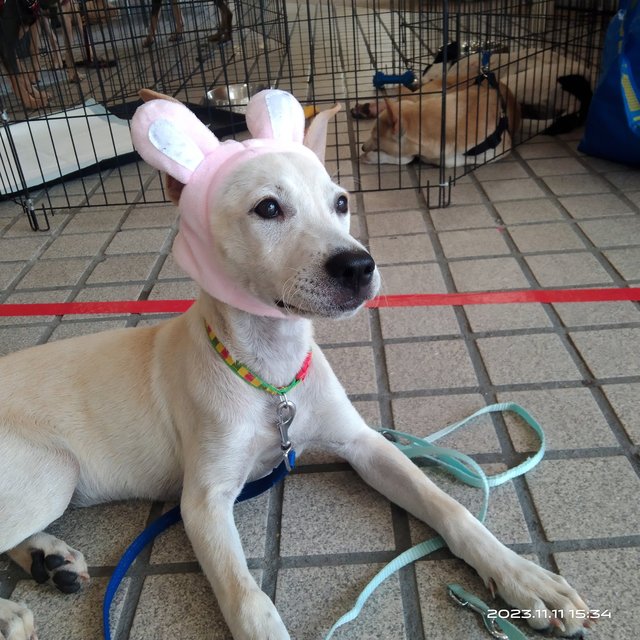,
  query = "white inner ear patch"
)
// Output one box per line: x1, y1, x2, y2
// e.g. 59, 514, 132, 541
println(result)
148, 119, 205, 173
265, 91, 301, 141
